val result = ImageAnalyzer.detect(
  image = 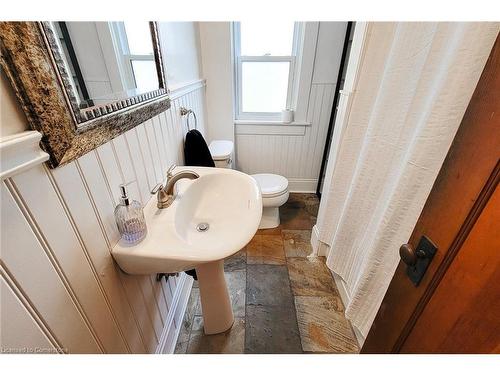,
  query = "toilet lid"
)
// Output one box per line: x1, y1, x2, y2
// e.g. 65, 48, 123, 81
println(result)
251, 174, 289, 197
209, 140, 234, 160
